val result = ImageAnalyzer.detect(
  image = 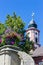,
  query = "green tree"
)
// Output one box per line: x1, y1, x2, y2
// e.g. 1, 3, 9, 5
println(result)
18, 36, 34, 54
5, 13, 25, 35
0, 23, 5, 35
0, 12, 34, 54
